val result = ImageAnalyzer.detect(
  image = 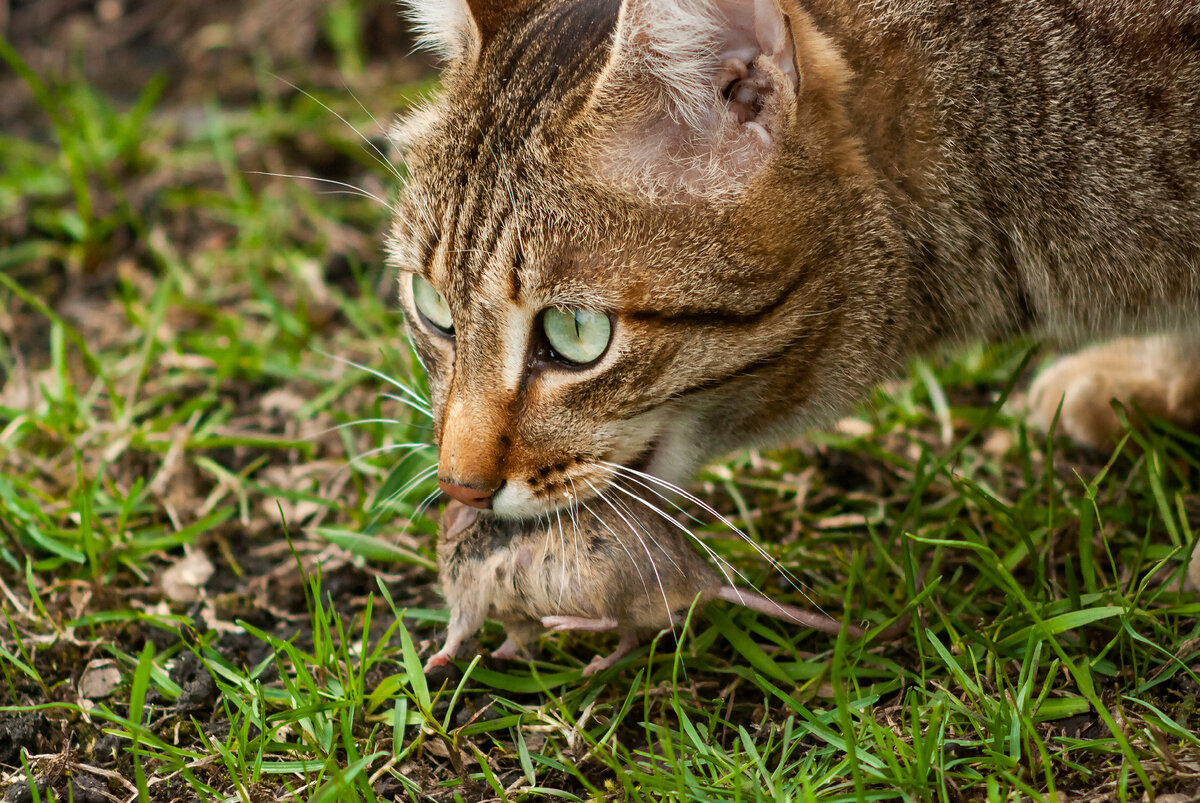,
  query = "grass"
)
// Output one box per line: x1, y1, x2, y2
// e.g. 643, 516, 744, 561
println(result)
1, 11, 1199, 802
